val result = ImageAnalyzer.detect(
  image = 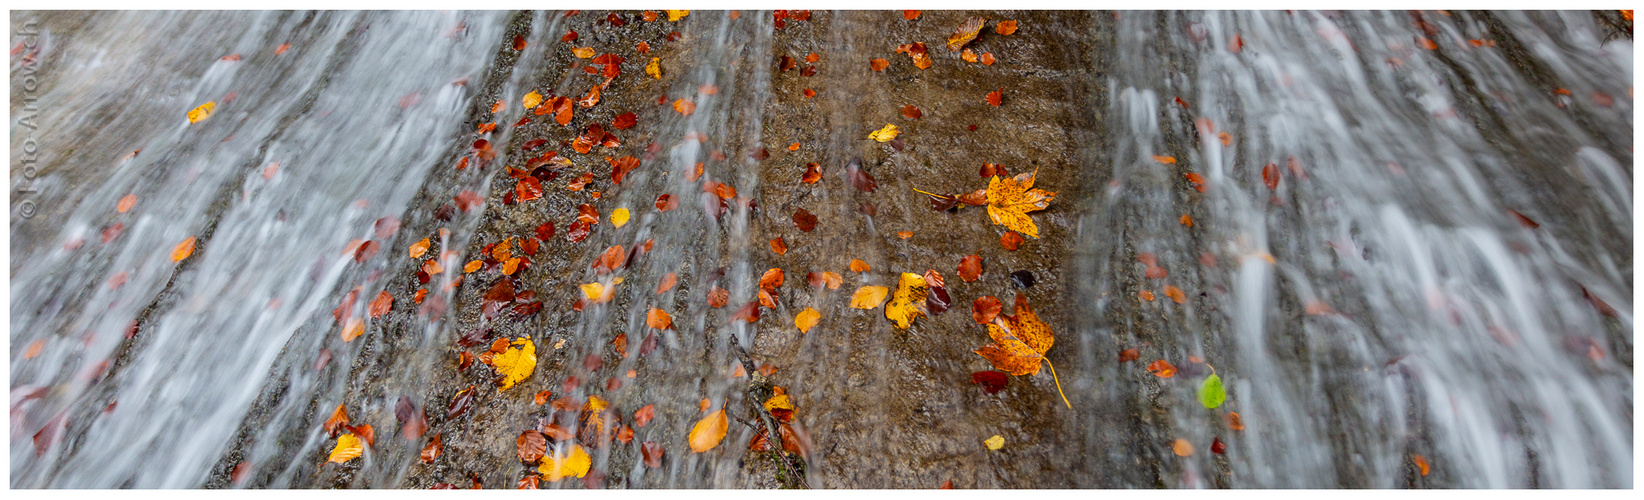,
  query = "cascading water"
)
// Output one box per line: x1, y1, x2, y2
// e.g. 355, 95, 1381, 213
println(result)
10, 10, 1631, 489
